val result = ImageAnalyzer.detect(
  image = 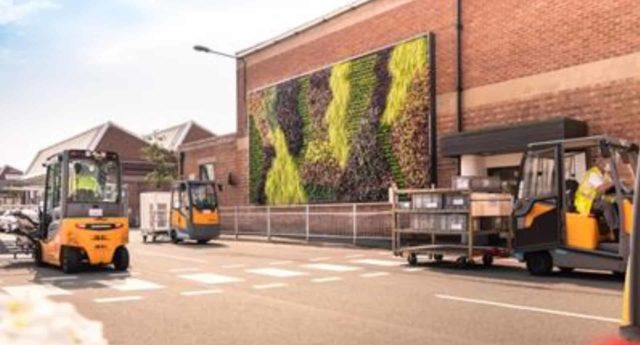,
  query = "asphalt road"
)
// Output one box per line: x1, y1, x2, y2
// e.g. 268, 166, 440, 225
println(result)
0, 232, 626, 345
